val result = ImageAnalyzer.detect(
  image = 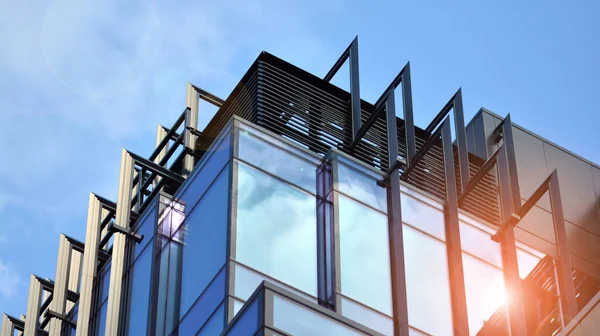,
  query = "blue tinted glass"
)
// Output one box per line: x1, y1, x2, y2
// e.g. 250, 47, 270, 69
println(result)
97, 302, 107, 336
179, 165, 230, 318
459, 221, 502, 268
338, 194, 392, 315
198, 302, 225, 335
336, 161, 387, 213
238, 129, 316, 193
165, 241, 183, 335
235, 163, 317, 296
340, 297, 394, 336
100, 261, 111, 302
178, 268, 226, 336
226, 297, 260, 336
403, 225, 453, 335
463, 253, 507, 335
180, 134, 231, 214
272, 295, 362, 336
155, 245, 170, 335
127, 246, 153, 335
233, 263, 317, 303
400, 191, 445, 241
134, 203, 158, 258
